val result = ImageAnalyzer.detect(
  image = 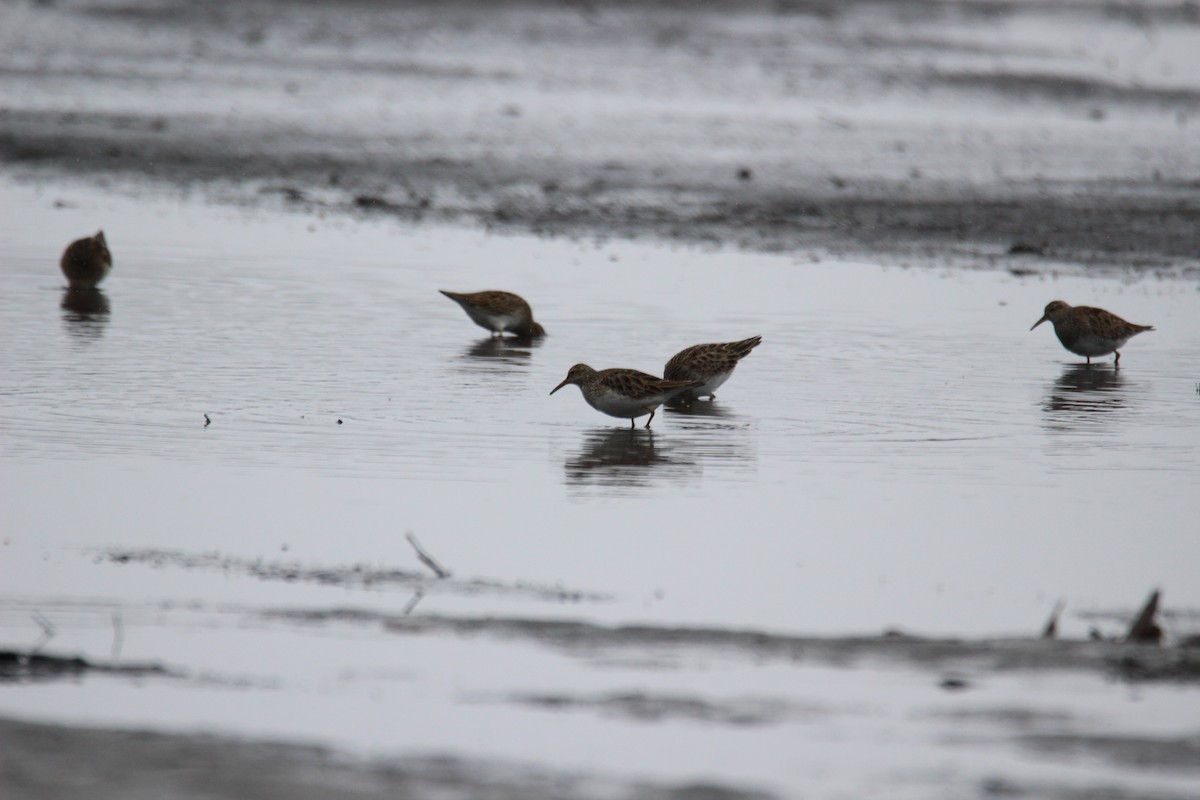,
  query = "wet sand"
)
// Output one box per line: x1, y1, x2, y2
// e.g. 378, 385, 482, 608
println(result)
3, 664, 1199, 800
0, 716, 781, 800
